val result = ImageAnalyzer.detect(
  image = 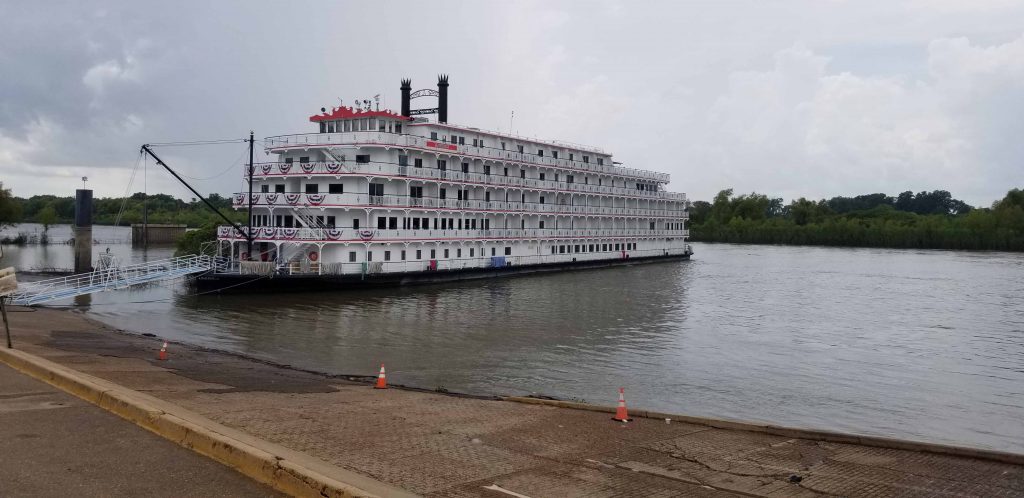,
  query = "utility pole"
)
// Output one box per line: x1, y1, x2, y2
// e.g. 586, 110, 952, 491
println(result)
247, 131, 254, 260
